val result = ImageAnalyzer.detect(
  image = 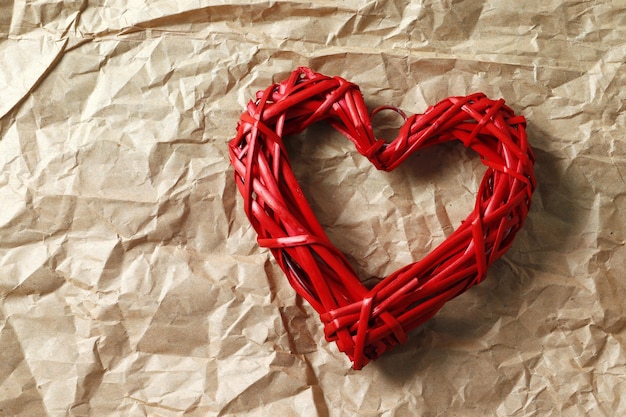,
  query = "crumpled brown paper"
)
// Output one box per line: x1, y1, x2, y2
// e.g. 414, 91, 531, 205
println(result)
1, 1, 625, 416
